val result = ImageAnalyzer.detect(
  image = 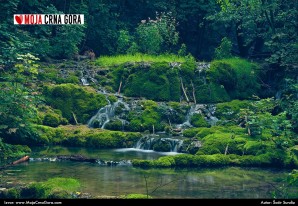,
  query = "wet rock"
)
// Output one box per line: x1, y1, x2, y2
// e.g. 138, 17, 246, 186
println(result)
57, 155, 97, 163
